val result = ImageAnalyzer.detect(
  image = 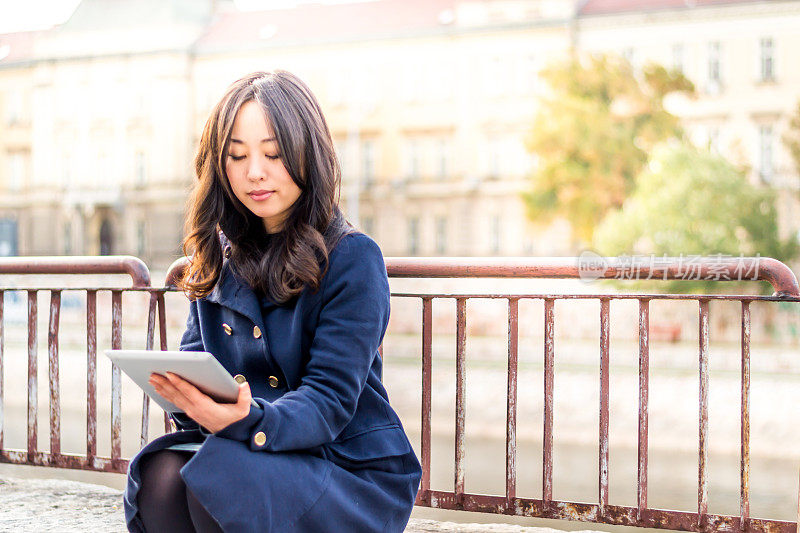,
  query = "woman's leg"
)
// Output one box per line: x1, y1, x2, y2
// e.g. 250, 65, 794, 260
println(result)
137, 450, 195, 533
186, 488, 225, 533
